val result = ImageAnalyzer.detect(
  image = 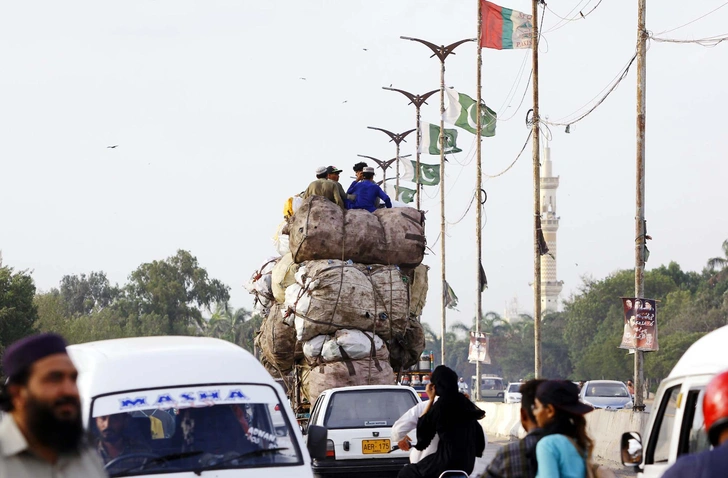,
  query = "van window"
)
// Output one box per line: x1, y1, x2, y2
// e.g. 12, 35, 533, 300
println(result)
324, 389, 418, 429
679, 388, 712, 456
91, 384, 302, 476
648, 385, 680, 464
